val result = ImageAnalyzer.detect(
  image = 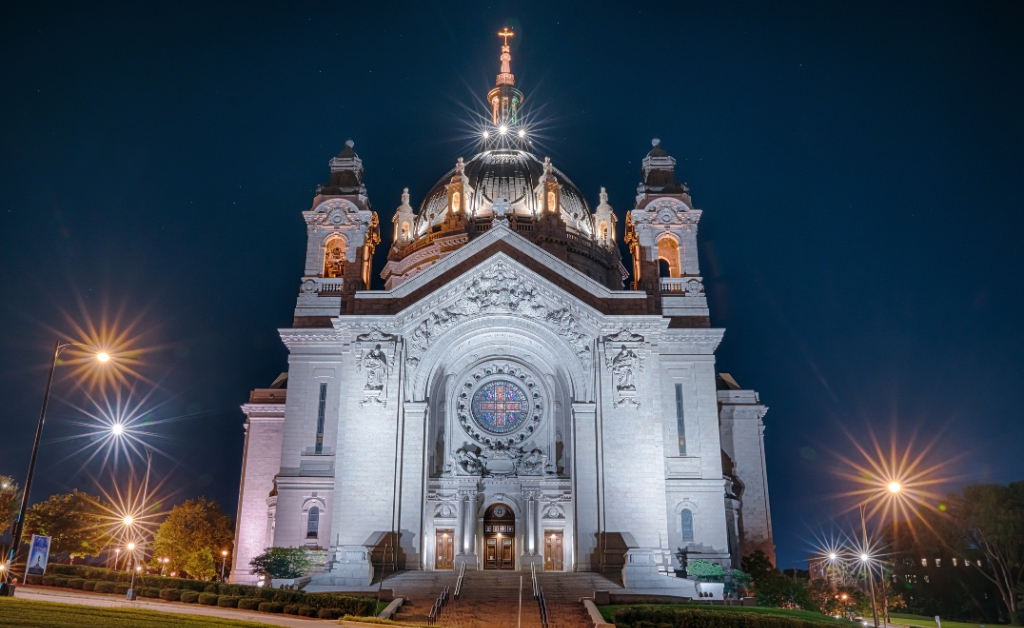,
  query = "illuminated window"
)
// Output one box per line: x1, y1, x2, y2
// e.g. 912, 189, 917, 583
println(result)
324, 238, 345, 278
935, 558, 941, 568
675, 384, 686, 455
657, 237, 681, 278
315, 383, 327, 454
452, 191, 461, 213
964, 559, 971, 567
952, 558, 957, 567
306, 506, 320, 538
921, 558, 927, 567
547, 190, 556, 212
681, 509, 694, 541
